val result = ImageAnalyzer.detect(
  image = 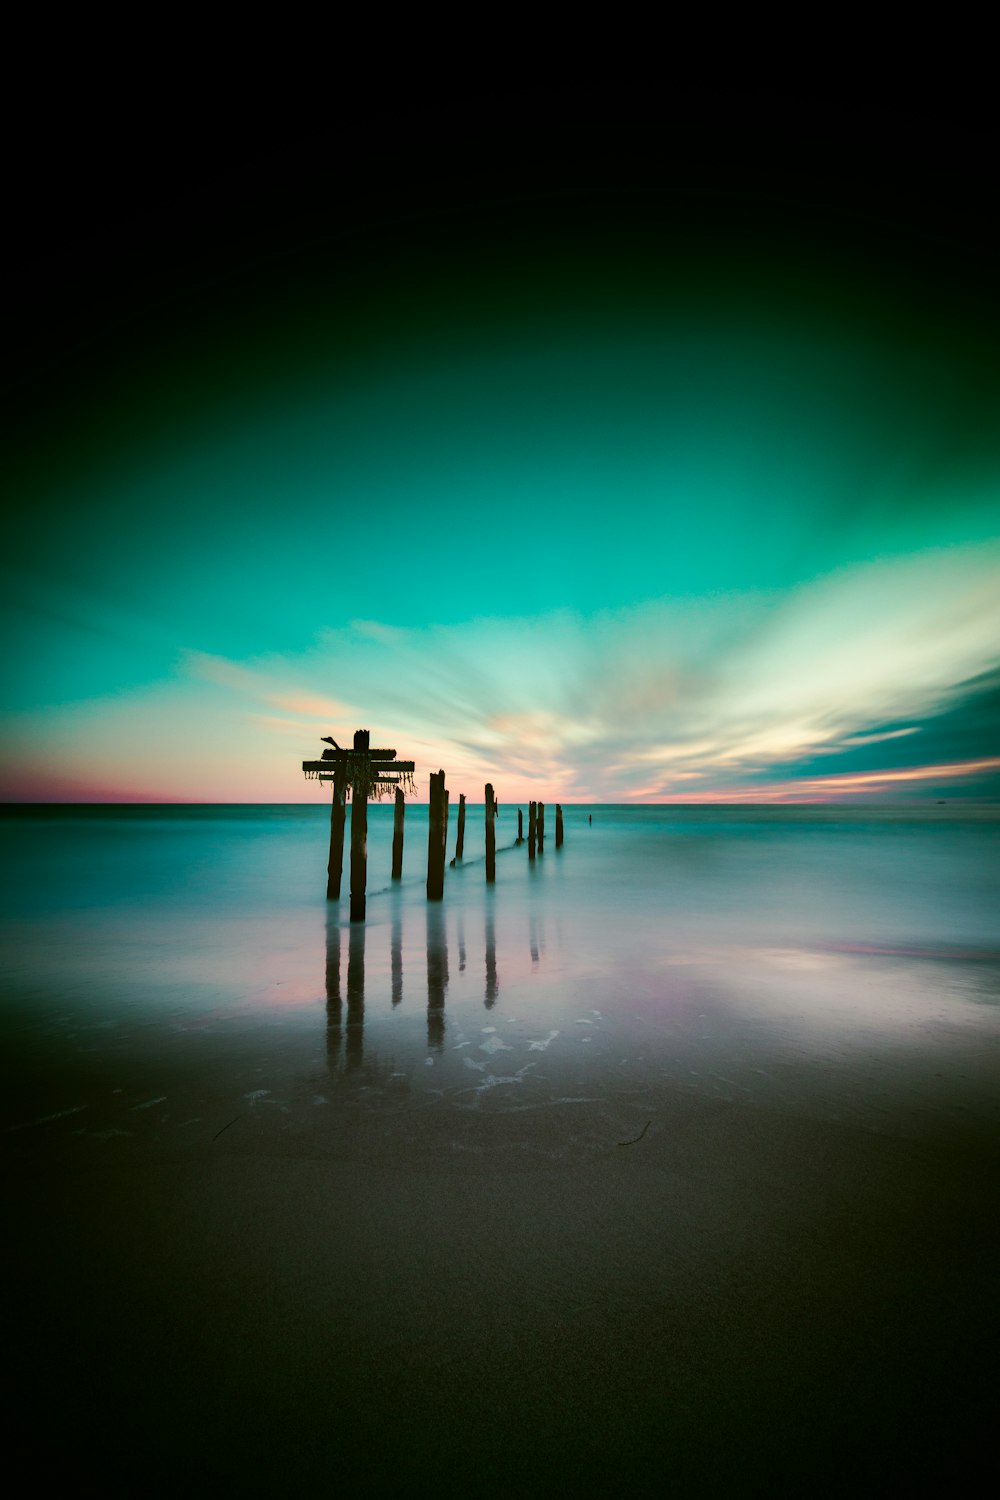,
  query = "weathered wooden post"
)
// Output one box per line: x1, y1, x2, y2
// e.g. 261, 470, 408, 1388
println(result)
517, 807, 524, 844
392, 788, 405, 880
485, 783, 496, 883
349, 729, 370, 922
427, 770, 447, 900
455, 793, 466, 861
304, 731, 415, 913
556, 803, 564, 848
528, 800, 536, 860
538, 800, 545, 853
327, 767, 347, 899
